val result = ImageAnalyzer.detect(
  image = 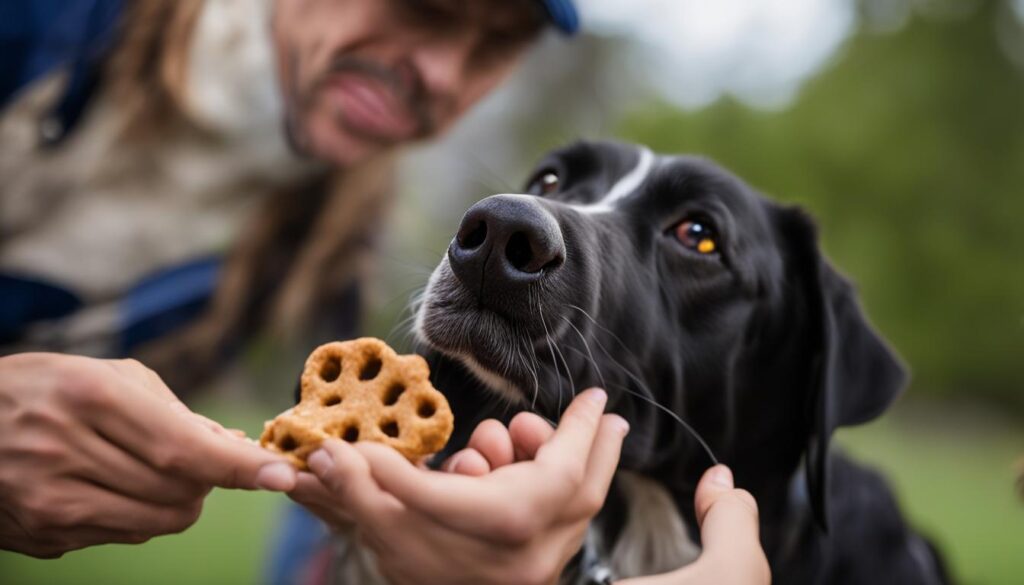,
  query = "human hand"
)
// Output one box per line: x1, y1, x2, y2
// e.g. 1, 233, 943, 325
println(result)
617, 465, 770, 585
285, 400, 578, 534
290, 388, 628, 585
0, 353, 297, 558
